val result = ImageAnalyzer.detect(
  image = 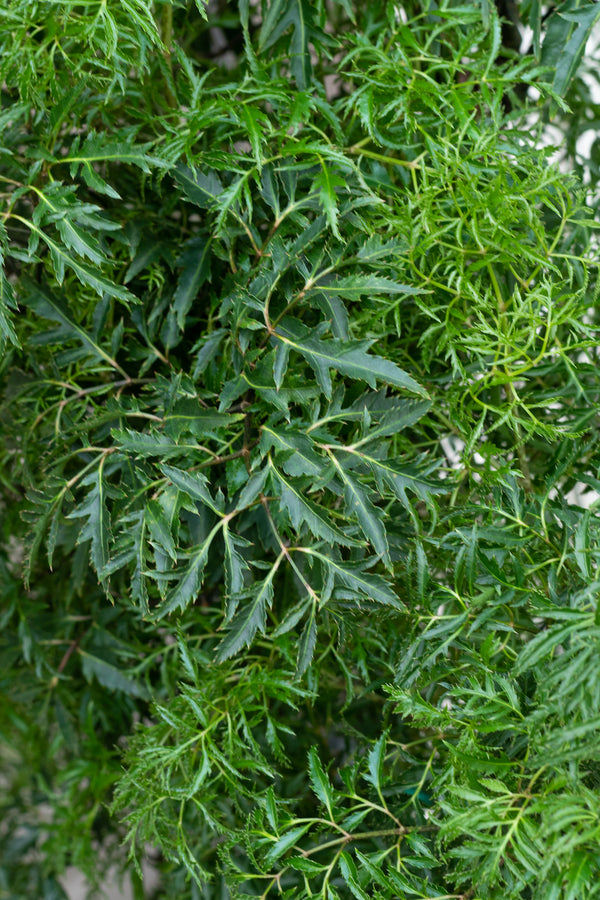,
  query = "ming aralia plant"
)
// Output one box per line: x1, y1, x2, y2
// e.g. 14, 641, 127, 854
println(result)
1, 1, 600, 898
